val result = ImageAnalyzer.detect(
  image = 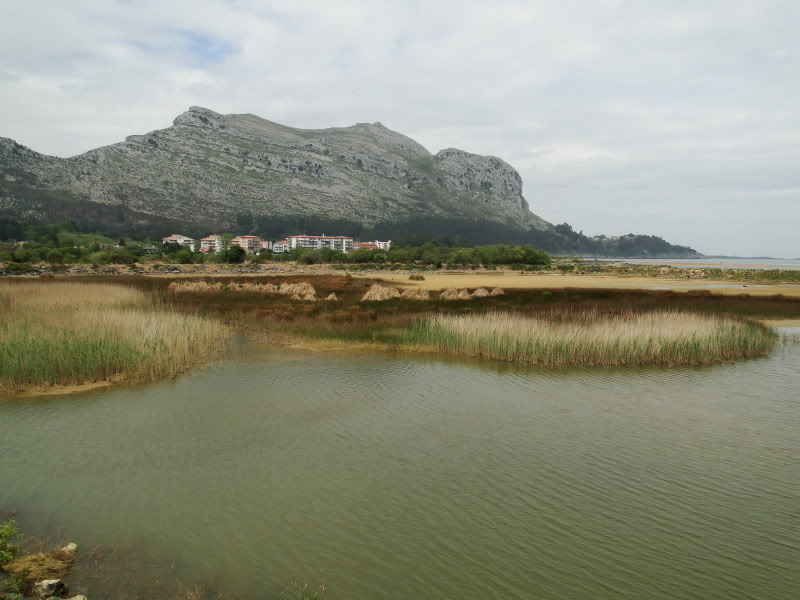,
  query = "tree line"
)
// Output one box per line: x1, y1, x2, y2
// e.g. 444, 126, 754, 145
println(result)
0, 221, 551, 268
